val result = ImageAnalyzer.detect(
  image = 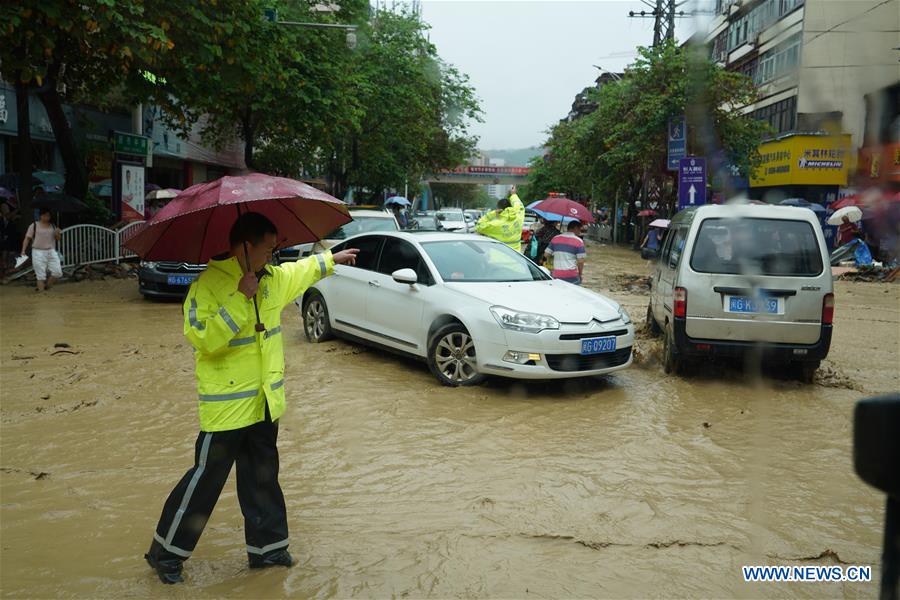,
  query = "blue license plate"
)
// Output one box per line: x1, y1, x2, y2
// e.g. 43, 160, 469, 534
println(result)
728, 296, 779, 314
581, 336, 617, 355
167, 274, 197, 286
